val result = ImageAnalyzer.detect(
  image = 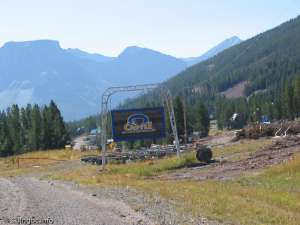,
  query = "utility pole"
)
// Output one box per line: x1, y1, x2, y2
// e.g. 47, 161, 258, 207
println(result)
182, 95, 188, 144
182, 87, 189, 144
